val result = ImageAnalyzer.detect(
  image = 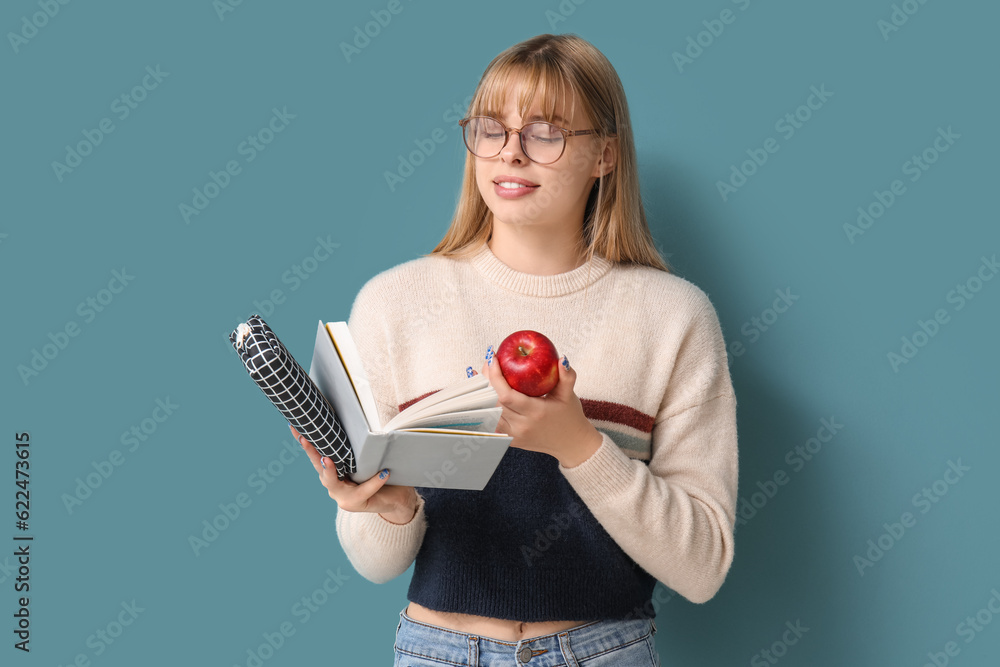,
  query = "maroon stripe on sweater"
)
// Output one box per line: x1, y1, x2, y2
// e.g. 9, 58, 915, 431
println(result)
581, 399, 655, 433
